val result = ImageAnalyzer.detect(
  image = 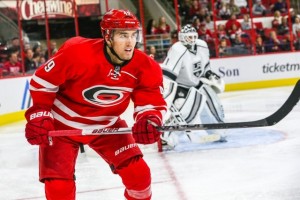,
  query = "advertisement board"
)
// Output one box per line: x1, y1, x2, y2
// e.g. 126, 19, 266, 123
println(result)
0, 0, 101, 20
211, 52, 300, 89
